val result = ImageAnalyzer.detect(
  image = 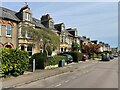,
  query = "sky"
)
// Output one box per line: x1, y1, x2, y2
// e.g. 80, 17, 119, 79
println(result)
1, 2, 118, 48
